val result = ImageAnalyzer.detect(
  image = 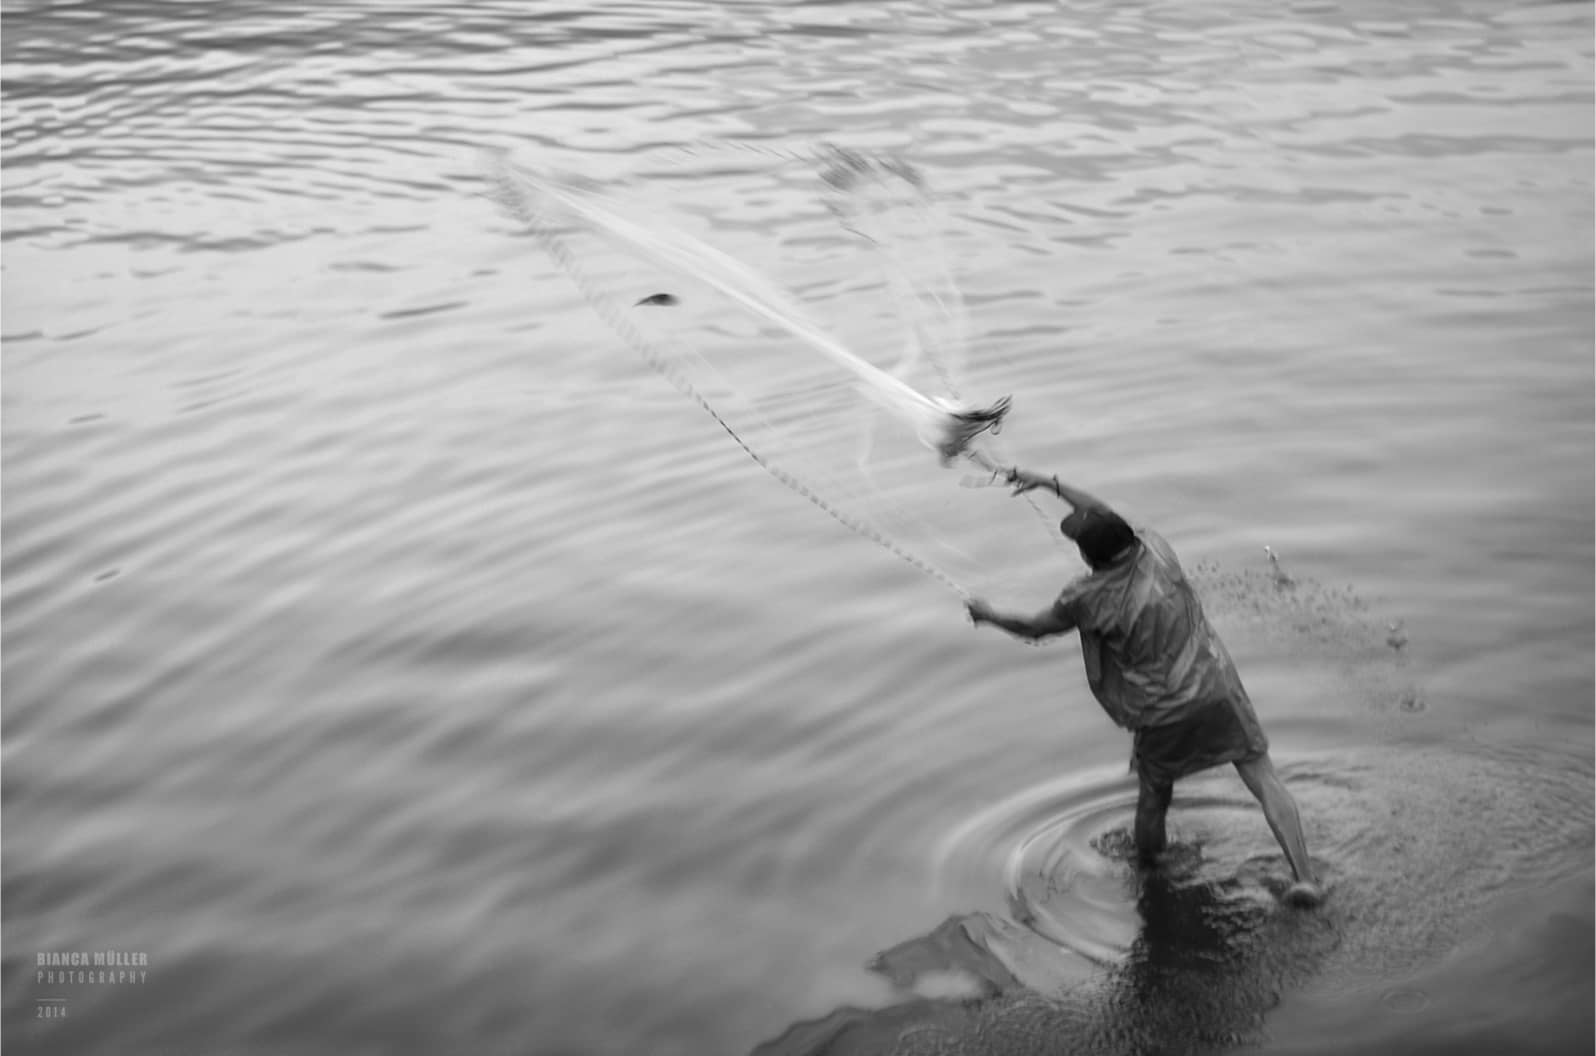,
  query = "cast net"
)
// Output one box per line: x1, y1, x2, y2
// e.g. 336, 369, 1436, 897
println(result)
488, 143, 1057, 599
